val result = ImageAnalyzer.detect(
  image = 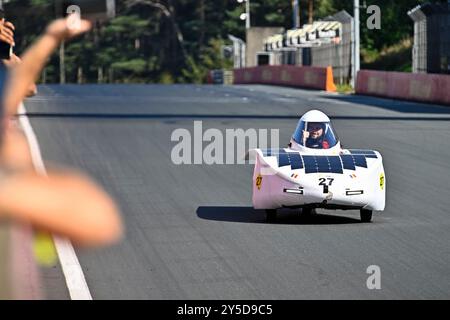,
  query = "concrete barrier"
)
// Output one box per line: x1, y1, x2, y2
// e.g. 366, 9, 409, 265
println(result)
356, 70, 450, 105
207, 70, 234, 85
233, 65, 337, 92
